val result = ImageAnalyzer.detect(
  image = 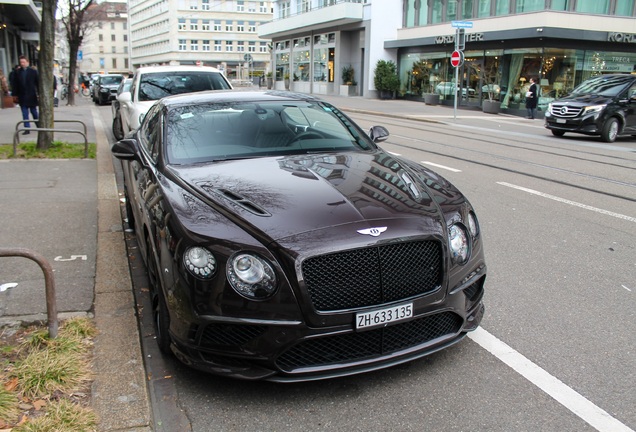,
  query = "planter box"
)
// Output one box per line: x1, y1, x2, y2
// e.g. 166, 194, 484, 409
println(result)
339, 85, 357, 97
424, 94, 440, 105
482, 100, 501, 114
379, 90, 394, 100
